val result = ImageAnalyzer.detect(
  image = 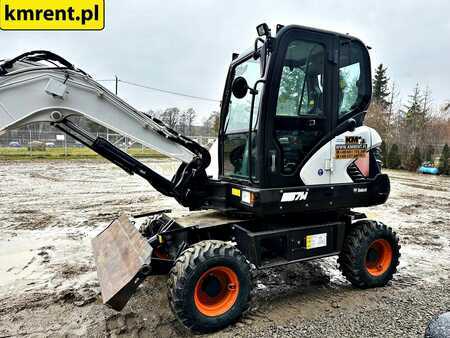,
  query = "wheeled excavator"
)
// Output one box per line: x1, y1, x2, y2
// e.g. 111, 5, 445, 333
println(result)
0, 24, 400, 332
